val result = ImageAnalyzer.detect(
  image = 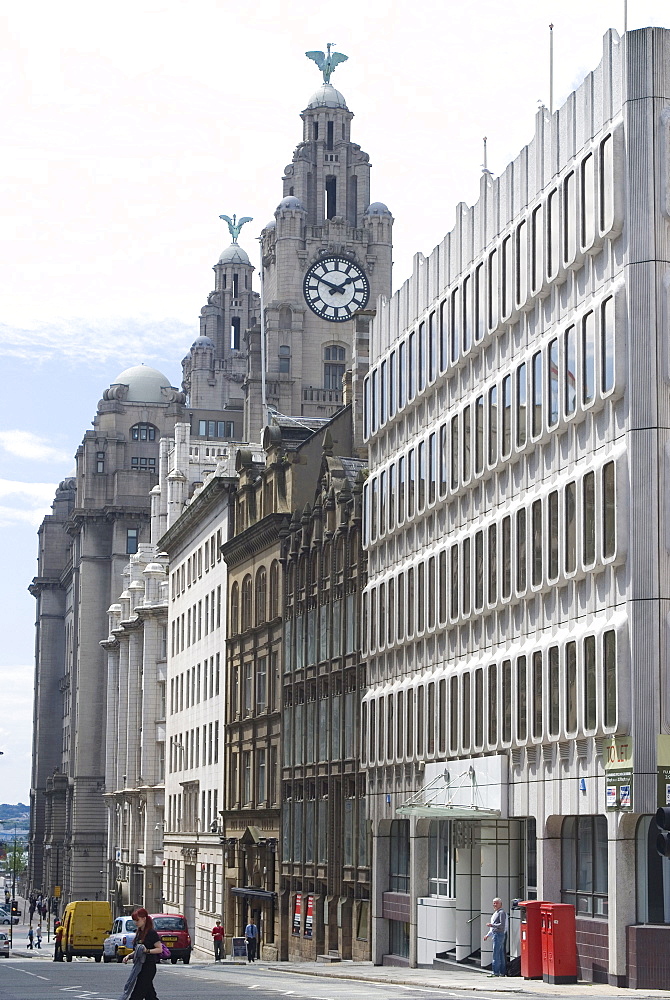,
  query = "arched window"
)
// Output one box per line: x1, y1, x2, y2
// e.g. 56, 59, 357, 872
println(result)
255, 567, 267, 626
269, 560, 280, 619
241, 575, 253, 631
131, 423, 158, 442
229, 583, 239, 635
